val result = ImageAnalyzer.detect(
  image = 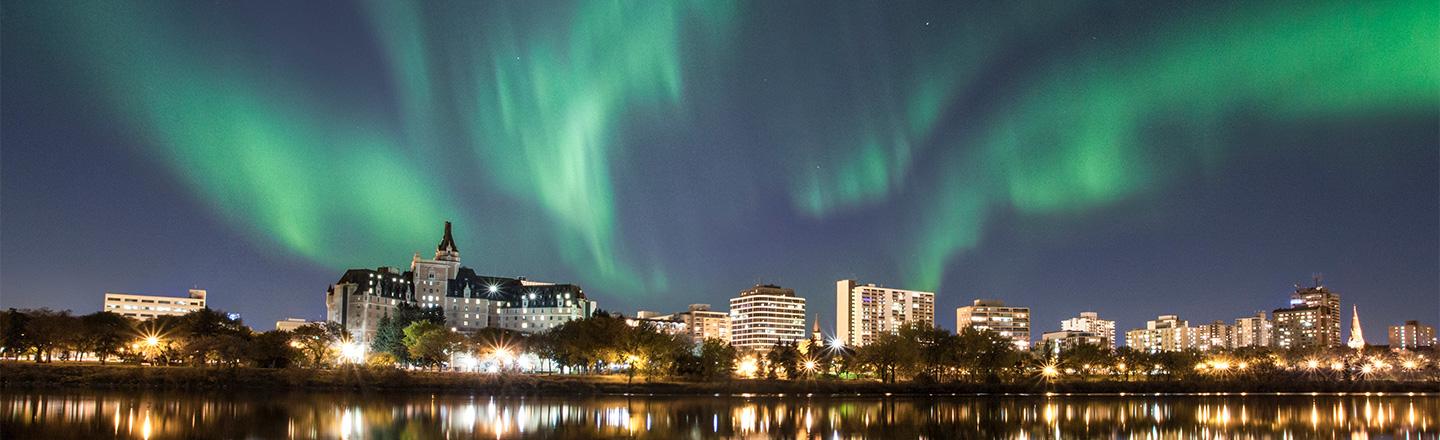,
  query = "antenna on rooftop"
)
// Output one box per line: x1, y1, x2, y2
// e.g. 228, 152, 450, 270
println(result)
1312, 273, 1324, 288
